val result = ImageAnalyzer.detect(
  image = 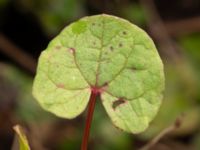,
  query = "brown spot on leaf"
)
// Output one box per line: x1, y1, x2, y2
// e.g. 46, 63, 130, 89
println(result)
109, 46, 114, 51
122, 31, 127, 35
69, 48, 75, 53
56, 83, 65, 89
103, 82, 108, 87
112, 98, 126, 110
92, 23, 95, 26
119, 43, 123, 47
55, 46, 61, 50
130, 67, 137, 71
